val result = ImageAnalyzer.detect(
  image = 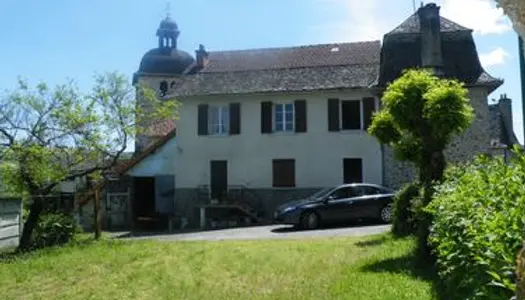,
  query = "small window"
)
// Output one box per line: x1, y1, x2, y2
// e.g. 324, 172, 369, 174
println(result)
274, 103, 294, 132
208, 106, 229, 135
341, 100, 361, 130
343, 158, 363, 183
272, 159, 295, 187
159, 81, 168, 96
